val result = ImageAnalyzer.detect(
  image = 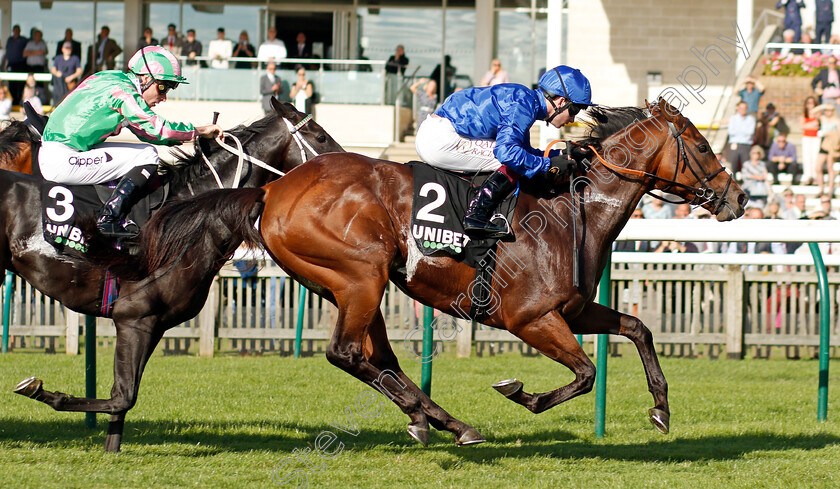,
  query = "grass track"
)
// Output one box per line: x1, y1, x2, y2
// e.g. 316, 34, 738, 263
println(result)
1, 350, 839, 488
